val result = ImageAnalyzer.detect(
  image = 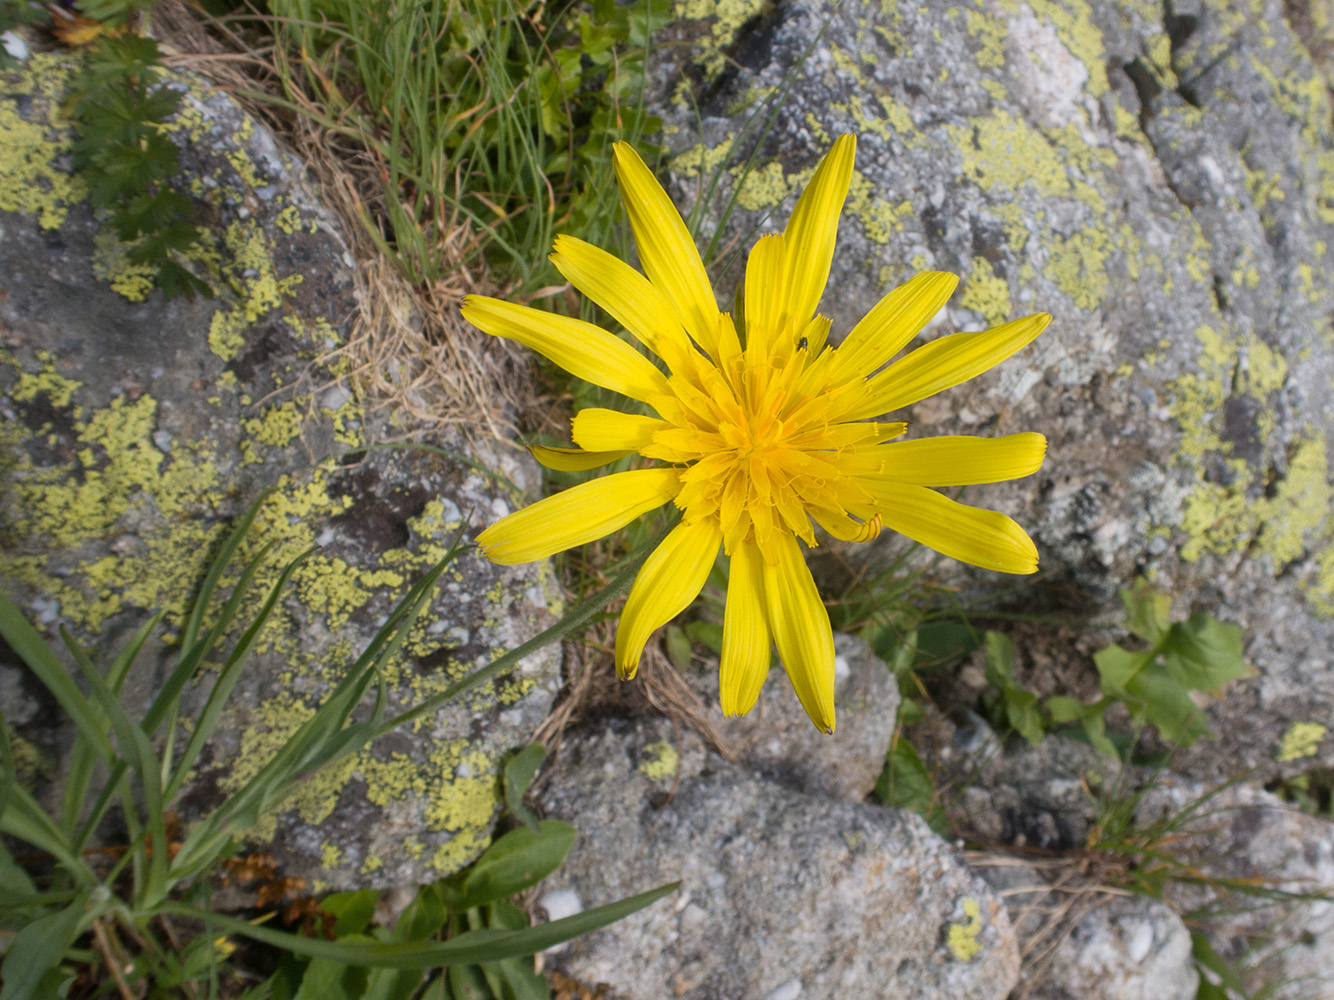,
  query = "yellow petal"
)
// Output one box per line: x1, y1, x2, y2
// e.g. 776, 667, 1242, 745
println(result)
571, 408, 664, 453
615, 518, 722, 679
462, 295, 670, 403
719, 540, 772, 717
761, 533, 836, 732
848, 312, 1051, 420
870, 433, 1047, 486
828, 271, 959, 384
742, 234, 789, 358
612, 142, 721, 357
529, 445, 635, 472
864, 481, 1039, 574
549, 234, 694, 373
781, 134, 856, 324
477, 468, 678, 564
